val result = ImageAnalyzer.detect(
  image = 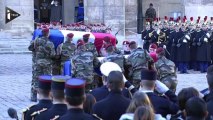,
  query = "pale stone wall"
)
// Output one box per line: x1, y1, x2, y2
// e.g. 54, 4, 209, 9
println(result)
84, 0, 125, 36
0, 0, 34, 34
